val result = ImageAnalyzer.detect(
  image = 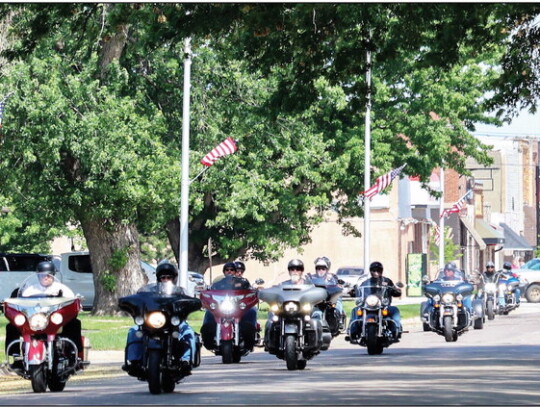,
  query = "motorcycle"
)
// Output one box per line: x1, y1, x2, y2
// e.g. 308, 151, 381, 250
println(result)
346, 283, 403, 355
474, 273, 498, 321
259, 284, 332, 370
118, 285, 202, 394
3, 274, 90, 393
496, 274, 521, 315
421, 272, 484, 342
199, 287, 260, 364
311, 278, 346, 337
